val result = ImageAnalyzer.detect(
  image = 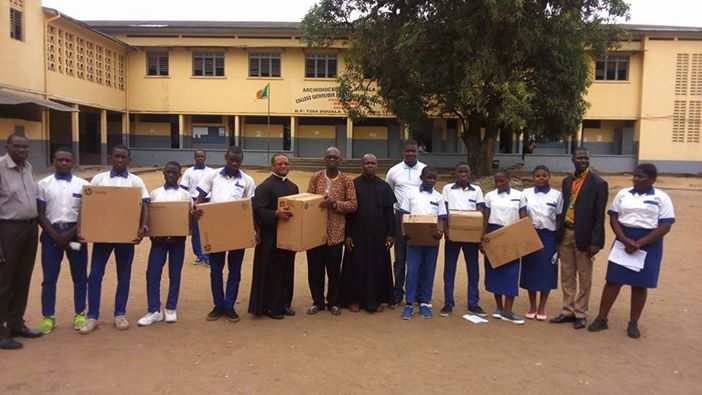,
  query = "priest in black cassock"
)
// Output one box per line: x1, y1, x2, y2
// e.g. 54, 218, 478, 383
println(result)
340, 153, 396, 312
248, 153, 299, 319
